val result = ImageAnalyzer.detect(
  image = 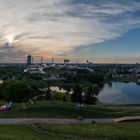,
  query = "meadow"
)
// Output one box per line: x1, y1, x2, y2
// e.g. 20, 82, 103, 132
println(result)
0, 122, 140, 140
0, 101, 140, 118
